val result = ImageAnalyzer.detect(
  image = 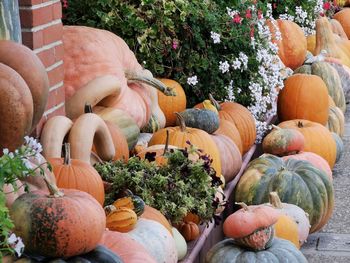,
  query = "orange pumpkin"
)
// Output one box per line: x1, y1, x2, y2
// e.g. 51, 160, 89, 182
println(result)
48, 143, 105, 206
178, 222, 200, 242
214, 119, 243, 155
307, 34, 316, 55
334, 8, 350, 39
148, 113, 222, 176
278, 120, 337, 168
106, 207, 138, 232
268, 19, 307, 70
277, 74, 329, 125
157, 78, 187, 127
274, 214, 300, 249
